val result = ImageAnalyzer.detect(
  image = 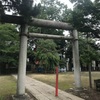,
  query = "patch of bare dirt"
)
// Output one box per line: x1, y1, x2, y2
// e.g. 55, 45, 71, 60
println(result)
66, 88, 100, 100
